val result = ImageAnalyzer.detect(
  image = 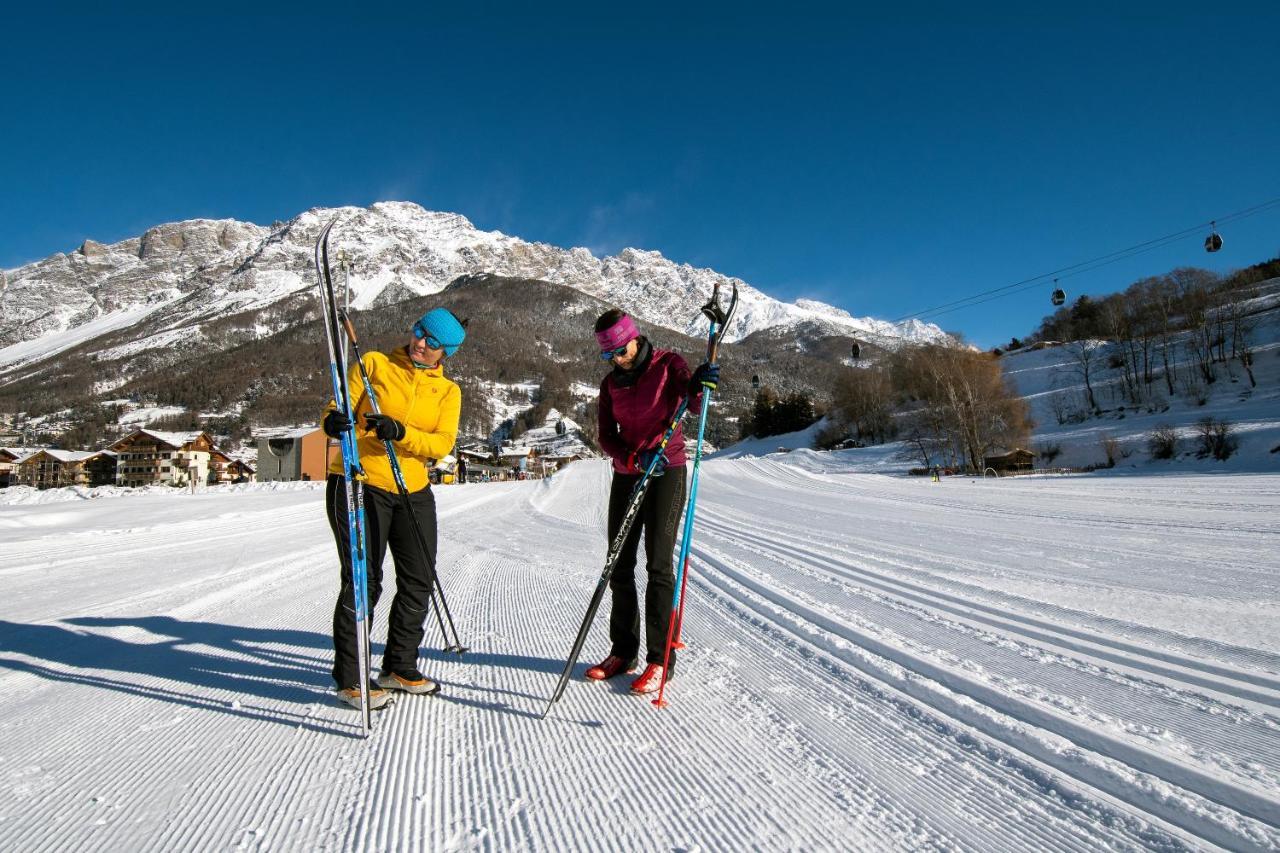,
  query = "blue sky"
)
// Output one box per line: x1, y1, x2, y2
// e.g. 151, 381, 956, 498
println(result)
3, 2, 1278, 347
